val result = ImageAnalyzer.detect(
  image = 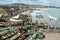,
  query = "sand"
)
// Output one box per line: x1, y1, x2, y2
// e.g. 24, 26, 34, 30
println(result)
43, 33, 60, 40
